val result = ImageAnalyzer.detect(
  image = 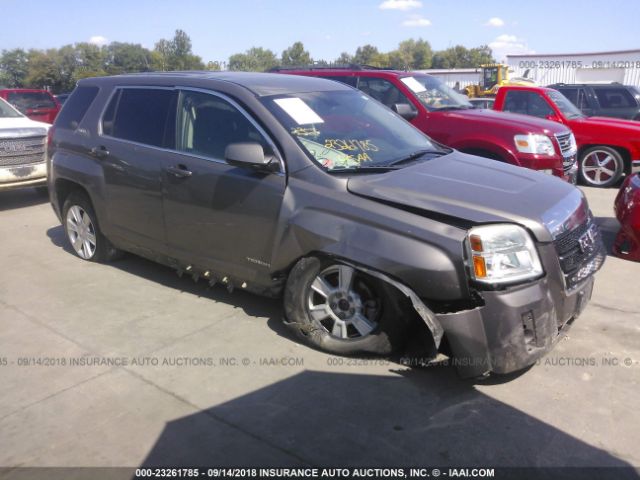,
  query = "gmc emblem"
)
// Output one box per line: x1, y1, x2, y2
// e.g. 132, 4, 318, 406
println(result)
578, 225, 598, 253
